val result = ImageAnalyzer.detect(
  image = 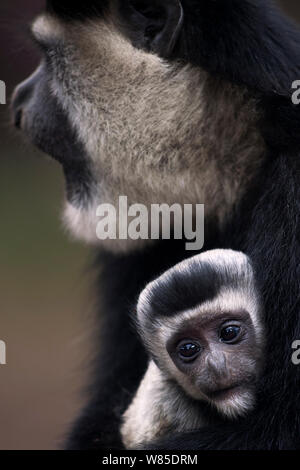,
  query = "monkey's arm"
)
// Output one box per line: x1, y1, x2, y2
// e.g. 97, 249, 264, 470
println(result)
66, 251, 148, 450
121, 361, 171, 449
66, 241, 189, 450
